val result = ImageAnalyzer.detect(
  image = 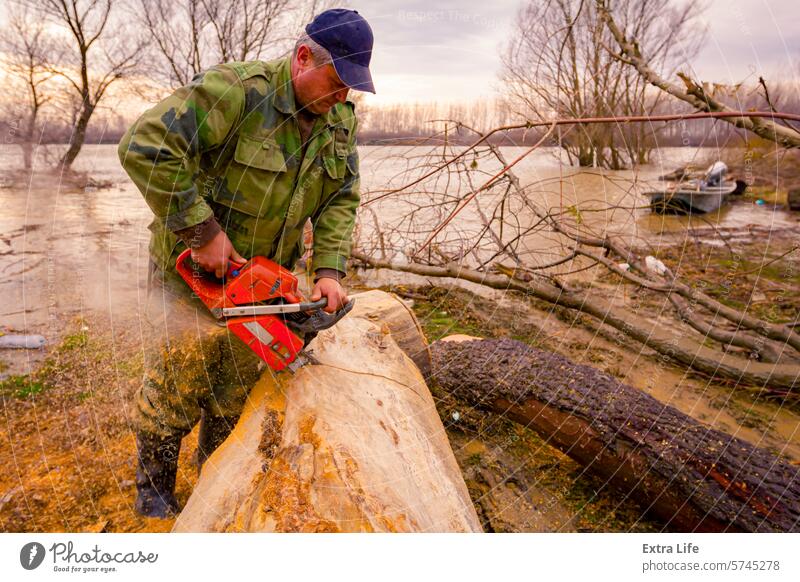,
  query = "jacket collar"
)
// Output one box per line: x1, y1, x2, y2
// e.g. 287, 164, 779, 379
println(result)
272, 56, 296, 115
